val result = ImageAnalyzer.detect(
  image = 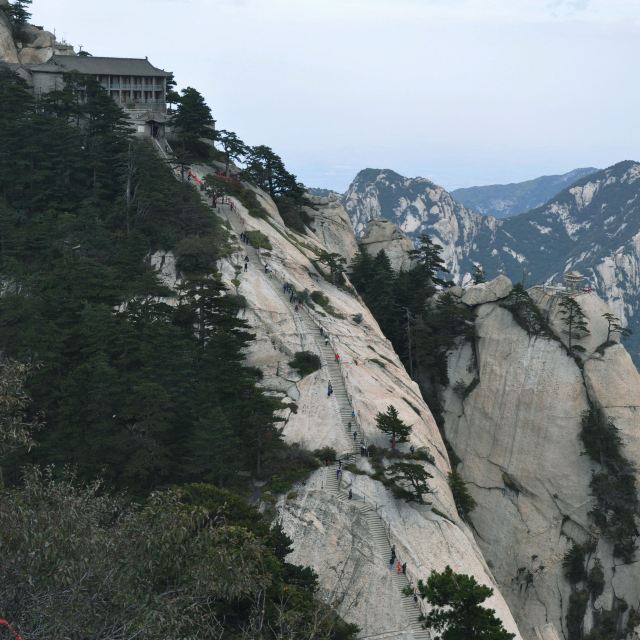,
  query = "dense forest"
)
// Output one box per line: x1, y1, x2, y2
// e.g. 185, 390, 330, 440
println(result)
0, 64, 357, 638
